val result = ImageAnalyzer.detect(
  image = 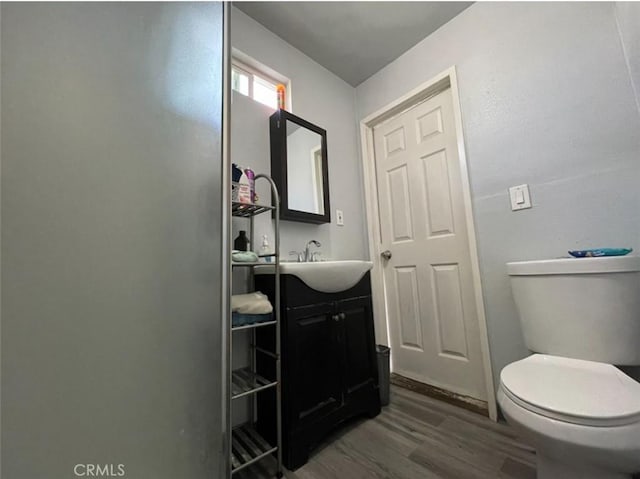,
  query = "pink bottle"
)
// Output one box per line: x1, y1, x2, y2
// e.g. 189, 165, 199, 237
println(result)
244, 167, 255, 204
